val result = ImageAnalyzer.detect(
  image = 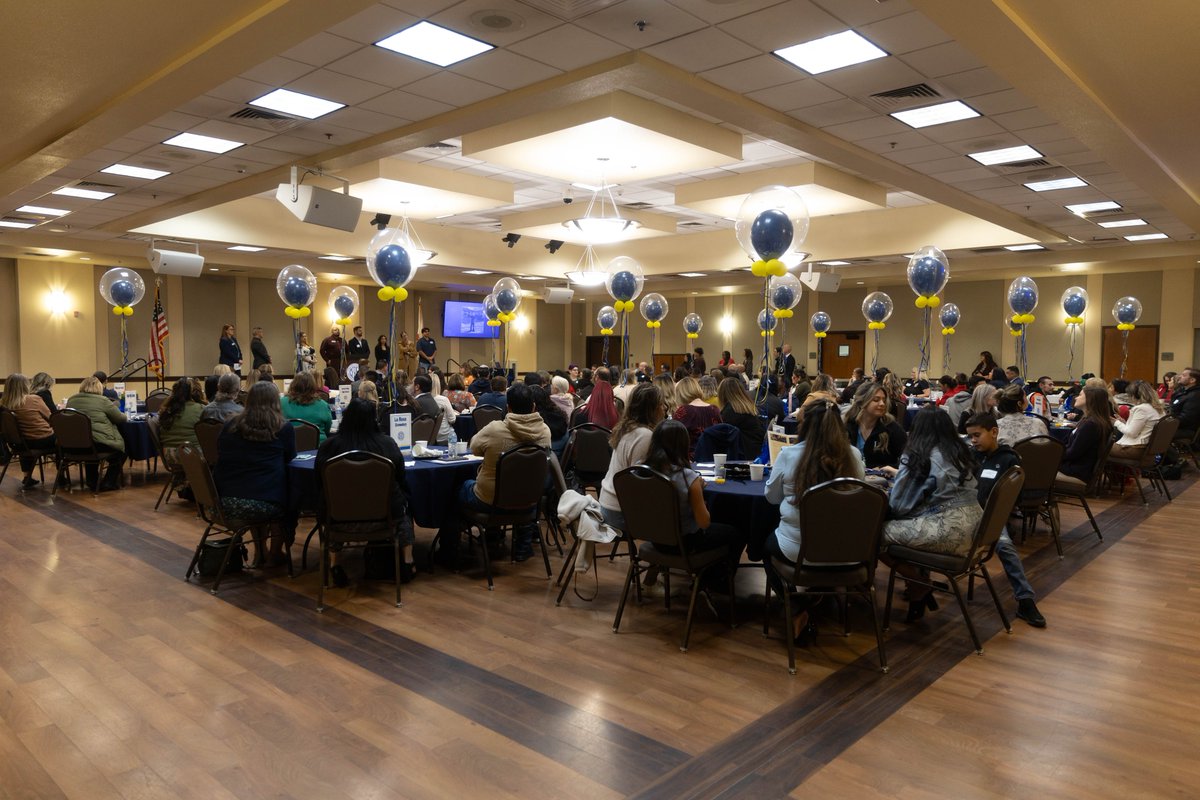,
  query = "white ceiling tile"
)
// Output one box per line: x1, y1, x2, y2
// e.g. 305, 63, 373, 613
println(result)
361, 88, 455, 120
450, 48, 562, 90
286, 69, 391, 105
253, 135, 334, 156
855, 130, 935, 154
938, 166, 997, 184
241, 56, 316, 87
918, 116, 1006, 144
574, 0, 707, 48
207, 76, 275, 105
787, 98, 878, 127
177, 95, 244, 119
952, 176, 1017, 192
937, 67, 1010, 98
150, 111, 208, 132
286, 124, 374, 147
327, 4, 421, 44
908, 155, 969, 174
664, 0, 792, 24
429, 0, 563, 46
898, 41, 983, 78
991, 108, 1056, 132
813, 57, 926, 98
402, 71, 504, 105
209, 149, 294, 169
821, 115, 910, 142
968, 89, 1034, 116
188, 120, 278, 145
645, 27, 760, 73
325, 46, 440, 88
280, 32, 364, 67
859, 11, 951, 55
320, 106, 410, 134
811, 0, 913, 26
699, 55, 799, 94
747, 79, 842, 111
719, 0, 842, 52
508, 24, 629, 71
1036, 141, 1090, 159
1017, 124, 1072, 144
